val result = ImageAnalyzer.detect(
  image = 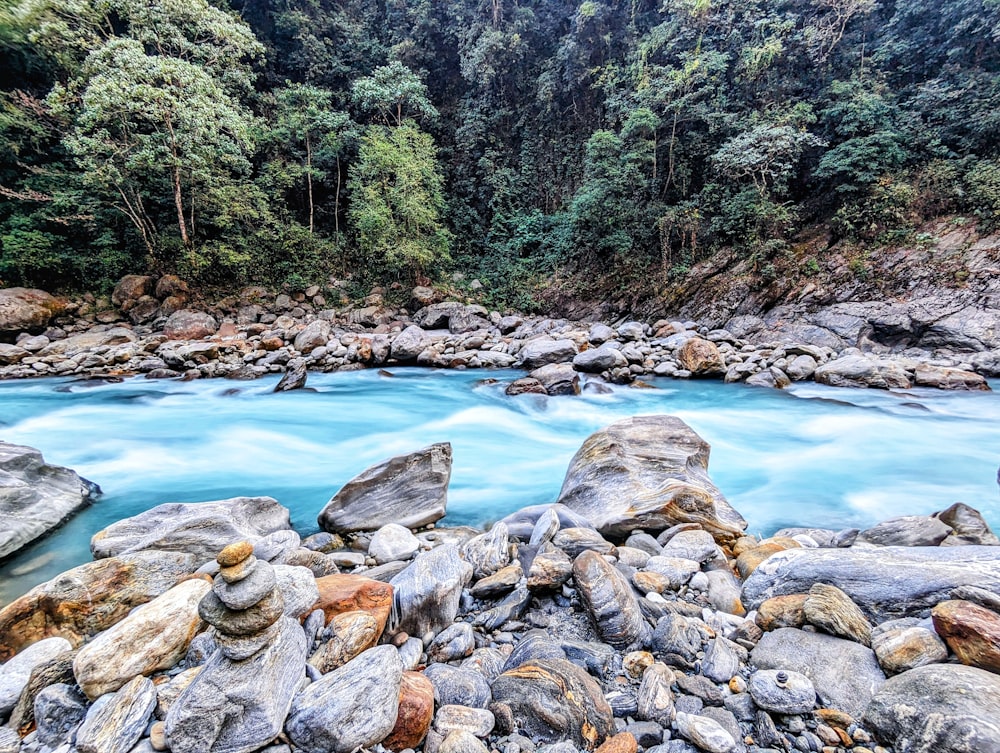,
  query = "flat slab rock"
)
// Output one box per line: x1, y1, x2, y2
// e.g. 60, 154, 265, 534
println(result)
0, 441, 100, 559
556, 416, 746, 541
742, 545, 1000, 622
